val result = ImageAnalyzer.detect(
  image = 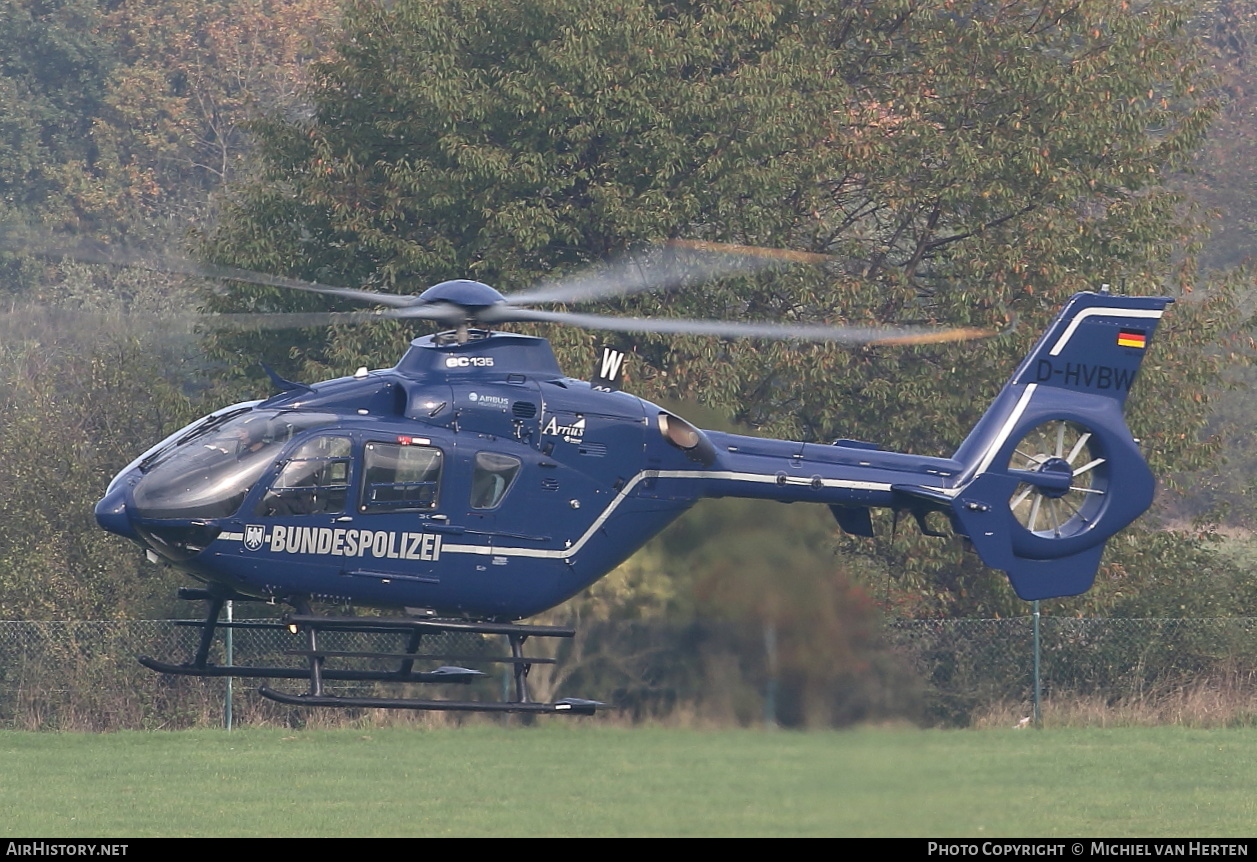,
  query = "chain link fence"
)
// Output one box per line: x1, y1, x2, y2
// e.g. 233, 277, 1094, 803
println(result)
883, 617, 1257, 726
0, 619, 498, 730
4, 616, 1257, 730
